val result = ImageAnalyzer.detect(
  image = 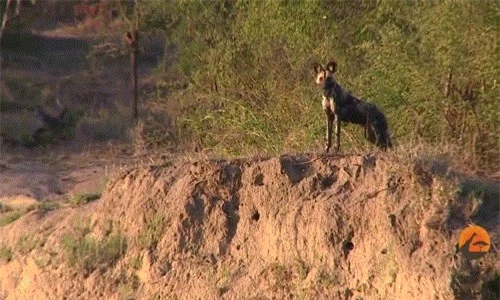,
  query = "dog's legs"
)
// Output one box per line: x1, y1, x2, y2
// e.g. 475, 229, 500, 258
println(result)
324, 110, 333, 152
335, 115, 341, 152
334, 102, 341, 152
366, 124, 377, 144
322, 96, 334, 152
